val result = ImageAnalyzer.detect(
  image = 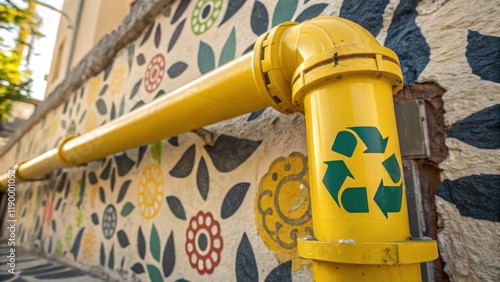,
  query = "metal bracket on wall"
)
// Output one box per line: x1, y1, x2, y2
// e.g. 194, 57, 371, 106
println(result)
395, 99, 430, 159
